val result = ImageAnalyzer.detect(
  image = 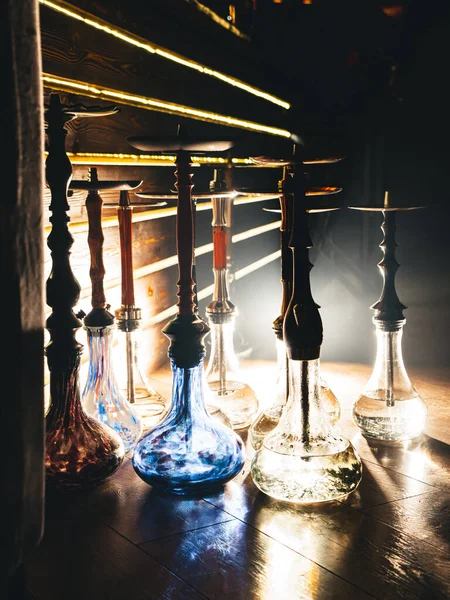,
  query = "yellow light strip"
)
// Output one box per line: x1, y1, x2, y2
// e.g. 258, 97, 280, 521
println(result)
43, 74, 292, 138
39, 0, 290, 110
232, 220, 281, 243
234, 250, 281, 280
65, 151, 253, 166
186, 0, 250, 41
